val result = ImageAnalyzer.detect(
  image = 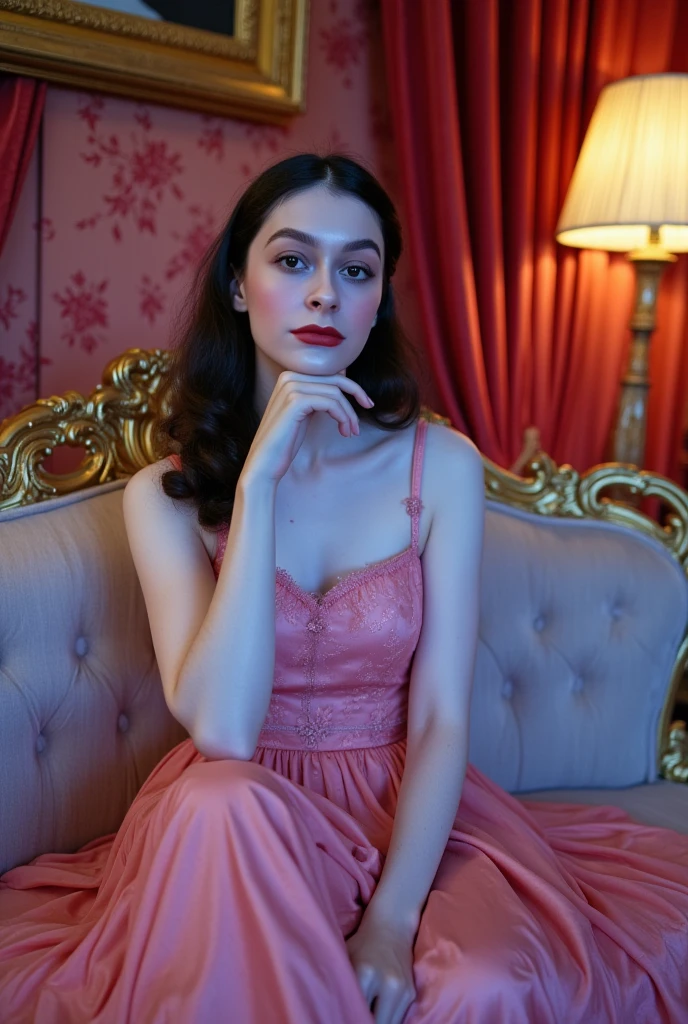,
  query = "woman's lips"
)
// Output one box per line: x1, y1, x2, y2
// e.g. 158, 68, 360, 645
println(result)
290, 331, 344, 347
